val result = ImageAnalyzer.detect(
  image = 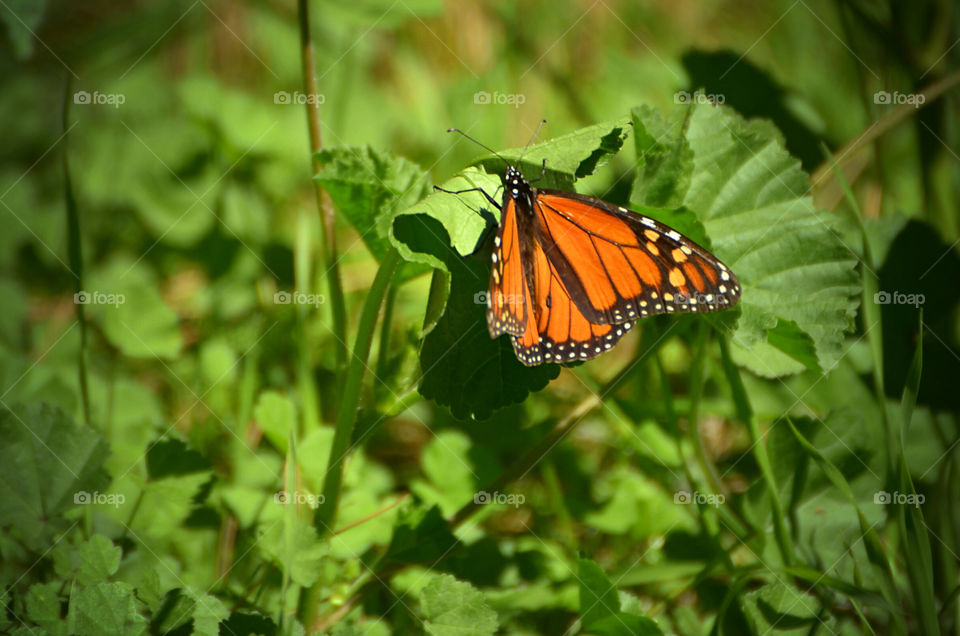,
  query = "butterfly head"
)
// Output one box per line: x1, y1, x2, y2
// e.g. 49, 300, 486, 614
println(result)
502, 165, 535, 211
